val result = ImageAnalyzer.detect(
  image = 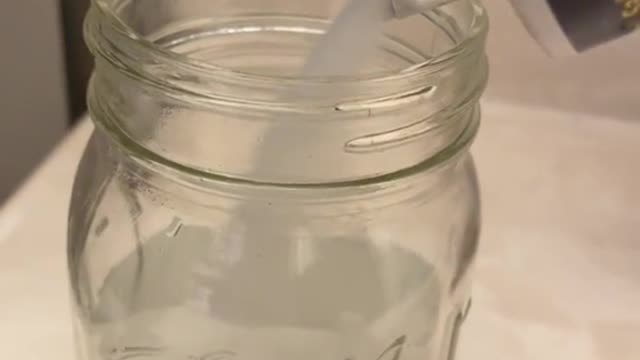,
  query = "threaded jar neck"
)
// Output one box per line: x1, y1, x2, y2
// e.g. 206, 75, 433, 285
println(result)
85, 0, 488, 185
